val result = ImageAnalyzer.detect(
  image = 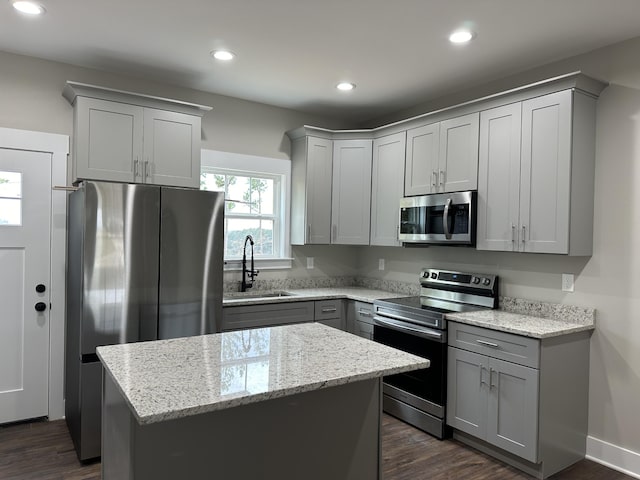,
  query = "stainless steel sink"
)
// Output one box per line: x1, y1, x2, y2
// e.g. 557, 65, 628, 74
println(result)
223, 291, 295, 301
